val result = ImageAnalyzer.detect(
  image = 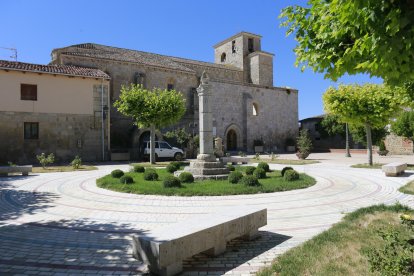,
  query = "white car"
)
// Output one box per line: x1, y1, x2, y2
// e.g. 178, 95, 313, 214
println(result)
143, 141, 184, 161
